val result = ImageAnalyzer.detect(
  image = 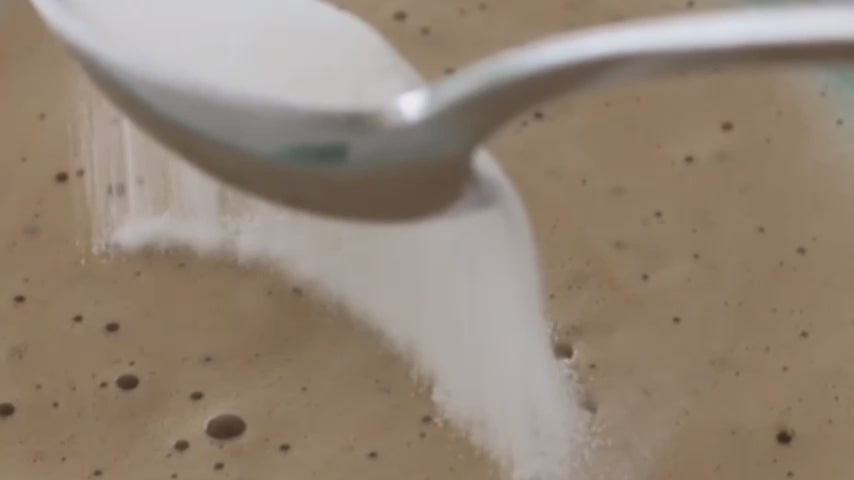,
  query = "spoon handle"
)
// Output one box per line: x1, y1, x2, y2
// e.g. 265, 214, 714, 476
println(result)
415, 5, 854, 141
